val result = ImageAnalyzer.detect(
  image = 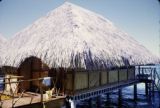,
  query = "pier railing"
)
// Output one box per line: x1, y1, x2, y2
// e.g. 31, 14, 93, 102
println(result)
0, 76, 65, 108
136, 66, 160, 92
